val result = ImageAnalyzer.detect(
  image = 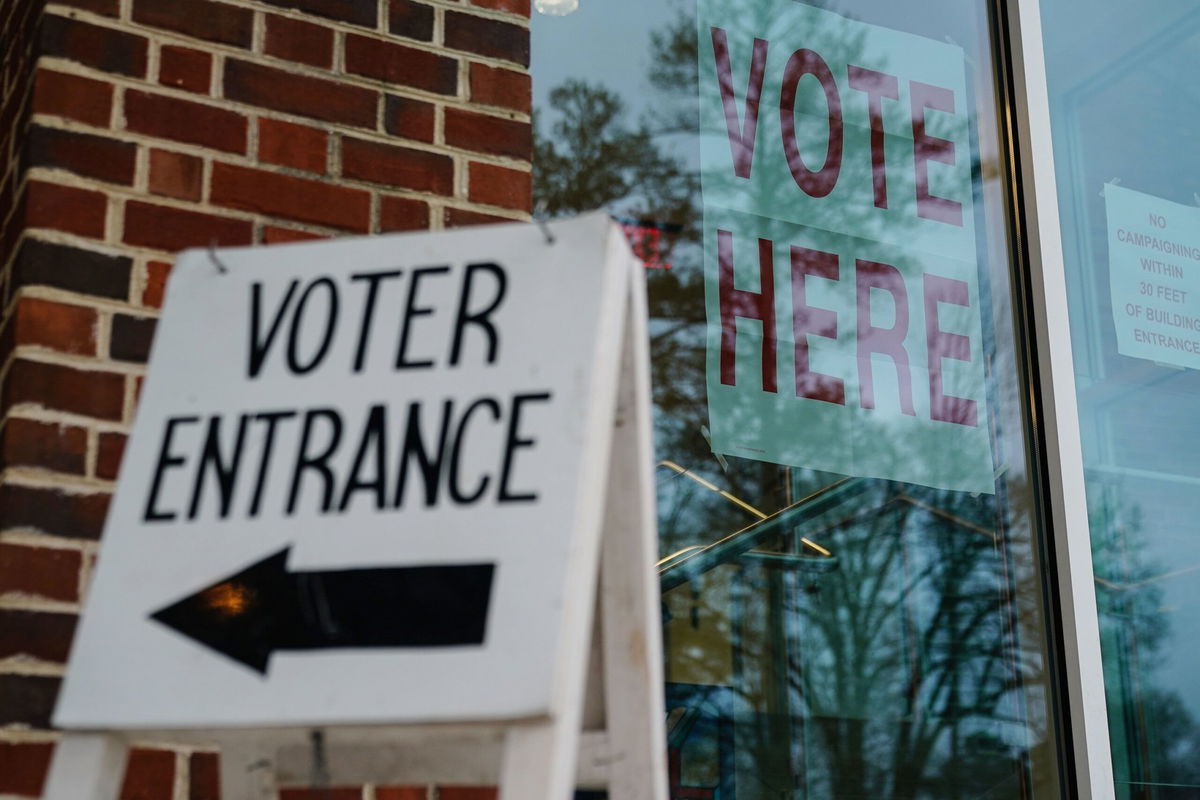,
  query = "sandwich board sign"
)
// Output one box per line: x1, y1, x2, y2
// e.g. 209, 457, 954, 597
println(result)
46, 213, 667, 800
